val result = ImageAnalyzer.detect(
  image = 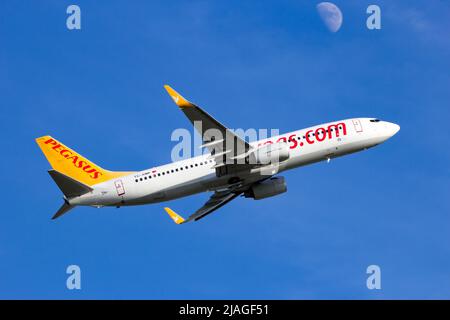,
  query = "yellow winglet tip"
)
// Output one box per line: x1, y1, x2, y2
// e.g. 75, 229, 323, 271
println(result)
163, 85, 193, 108
164, 207, 186, 224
